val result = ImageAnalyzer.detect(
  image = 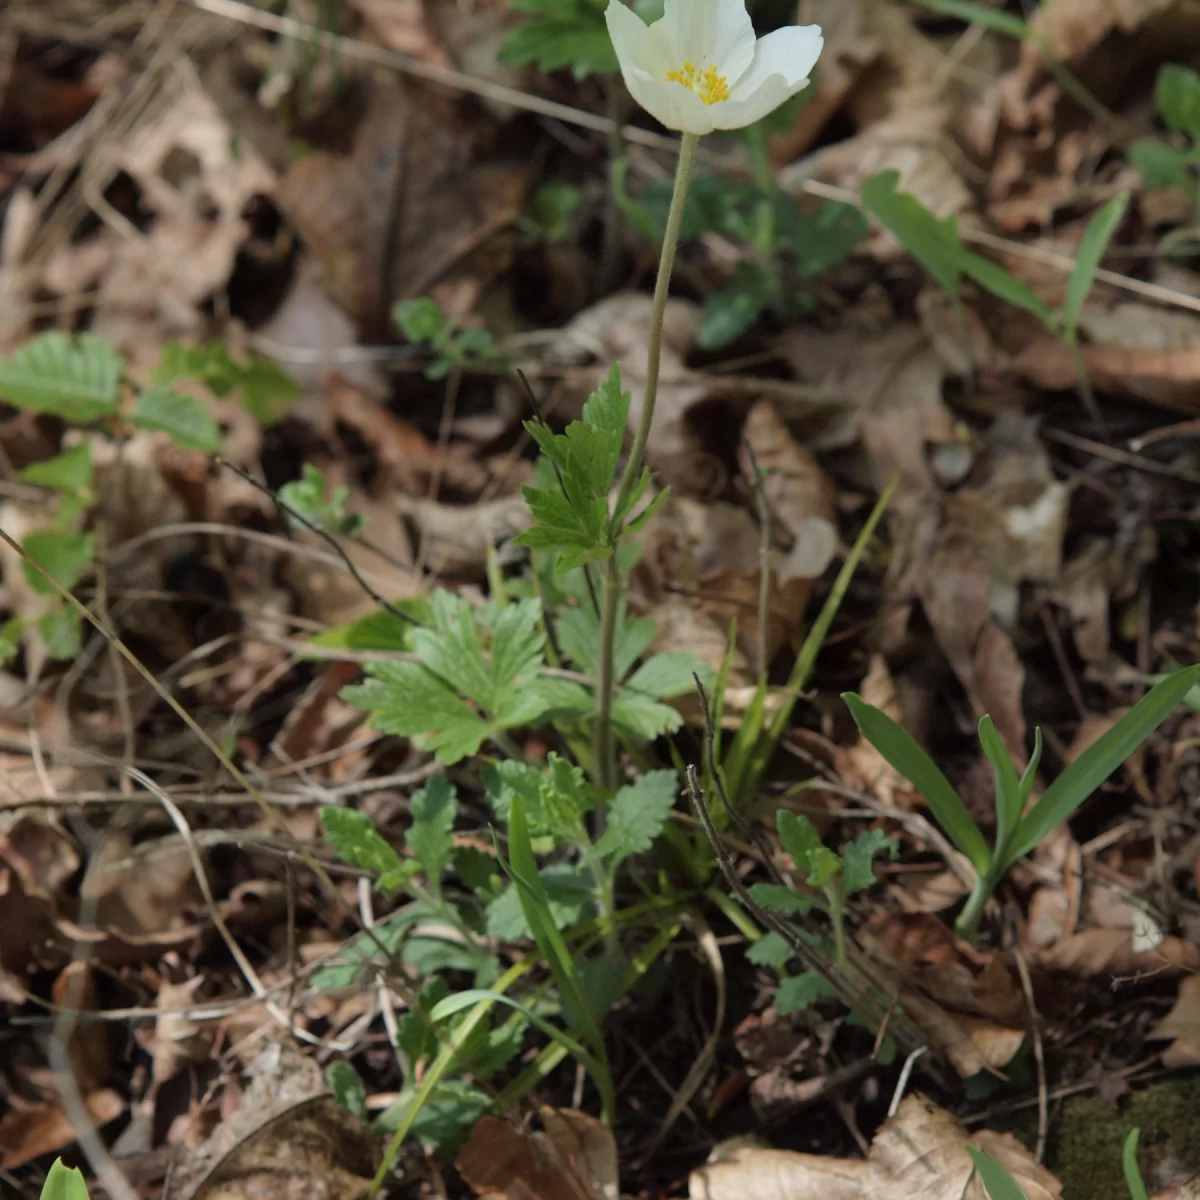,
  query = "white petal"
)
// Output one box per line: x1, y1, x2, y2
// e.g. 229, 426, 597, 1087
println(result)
726, 24, 823, 101
606, 1, 673, 78
624, 69, 718, 134
658, 0, 756, 85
